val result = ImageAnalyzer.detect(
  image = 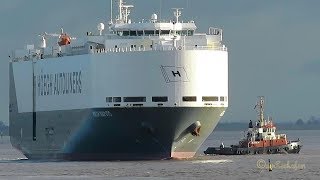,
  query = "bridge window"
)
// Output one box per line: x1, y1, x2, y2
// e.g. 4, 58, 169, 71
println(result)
188, 30, 194, 36
176, 30, 194, 36
181, 30, 188, 36
160, 30, 170, 35
155, 30, 160, 35
145, 30, 154, 36
130, 31, 137, 36
137, 31, 143, 36
123, 31, 129, 36
220, 96, 225, 101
